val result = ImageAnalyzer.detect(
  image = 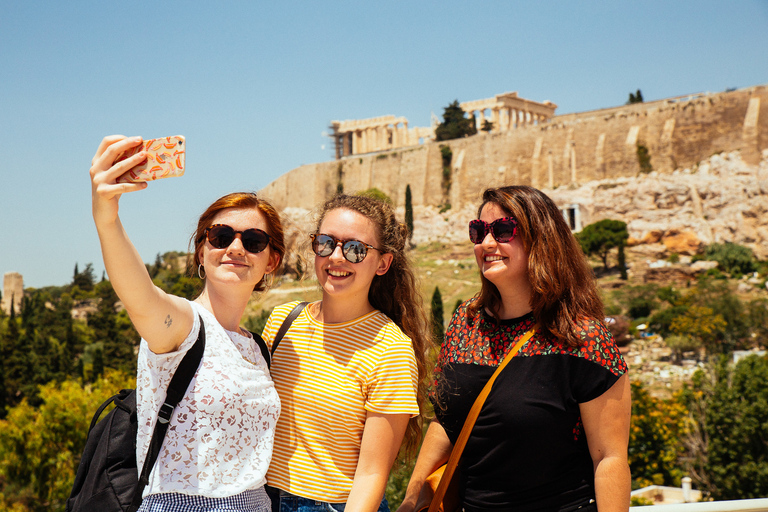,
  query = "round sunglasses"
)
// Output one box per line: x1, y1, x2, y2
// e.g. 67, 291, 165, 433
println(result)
310, 233, 382, 263
204, 224, 270, 254
468, 217, 519, 244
